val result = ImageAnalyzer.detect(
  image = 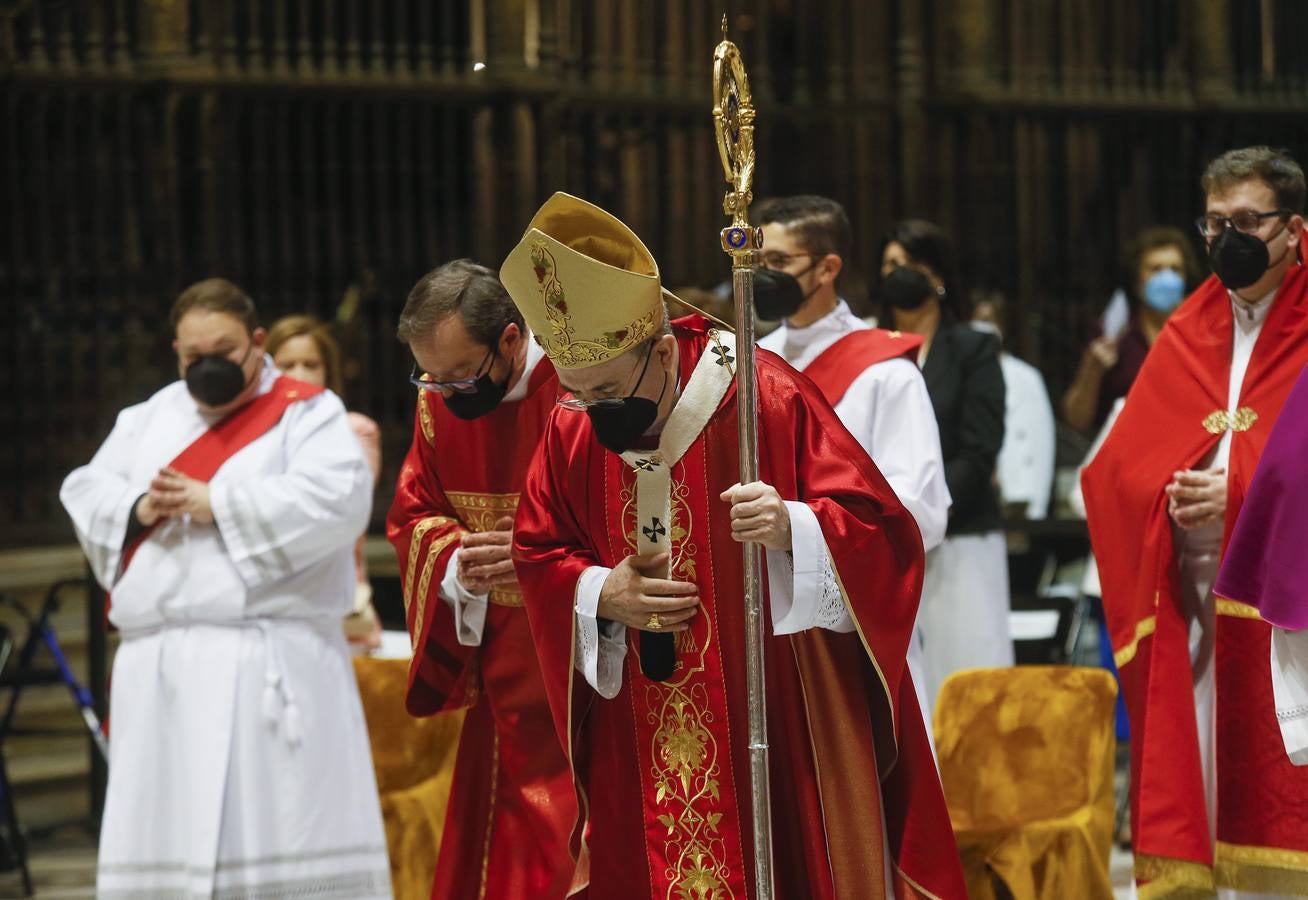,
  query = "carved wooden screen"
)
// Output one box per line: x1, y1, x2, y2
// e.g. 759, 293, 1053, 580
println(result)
3, 0, 1306, 542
